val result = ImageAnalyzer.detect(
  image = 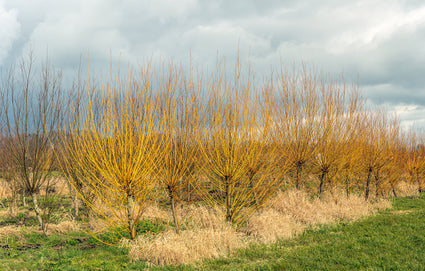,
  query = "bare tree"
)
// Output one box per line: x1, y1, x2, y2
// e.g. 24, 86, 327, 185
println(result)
1, 52, 64, 235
